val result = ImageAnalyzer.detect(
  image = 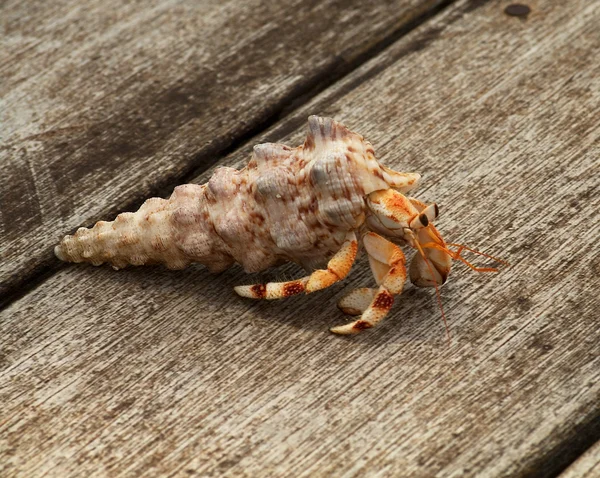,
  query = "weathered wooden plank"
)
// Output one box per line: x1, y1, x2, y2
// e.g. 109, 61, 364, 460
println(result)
1, 0, 600, 477
560, 440, 600, 478
0, 0, 446, 301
